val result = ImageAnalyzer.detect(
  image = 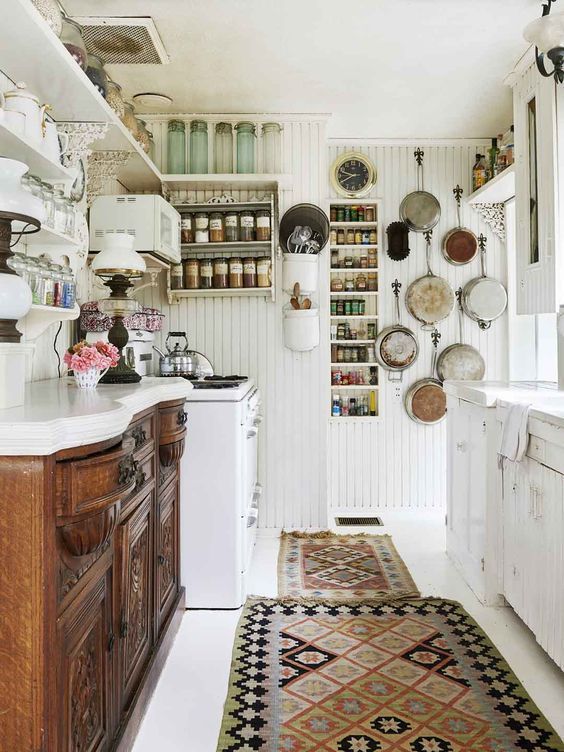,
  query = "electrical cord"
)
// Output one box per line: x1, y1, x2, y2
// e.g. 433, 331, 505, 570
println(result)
54, 321, 63, 378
